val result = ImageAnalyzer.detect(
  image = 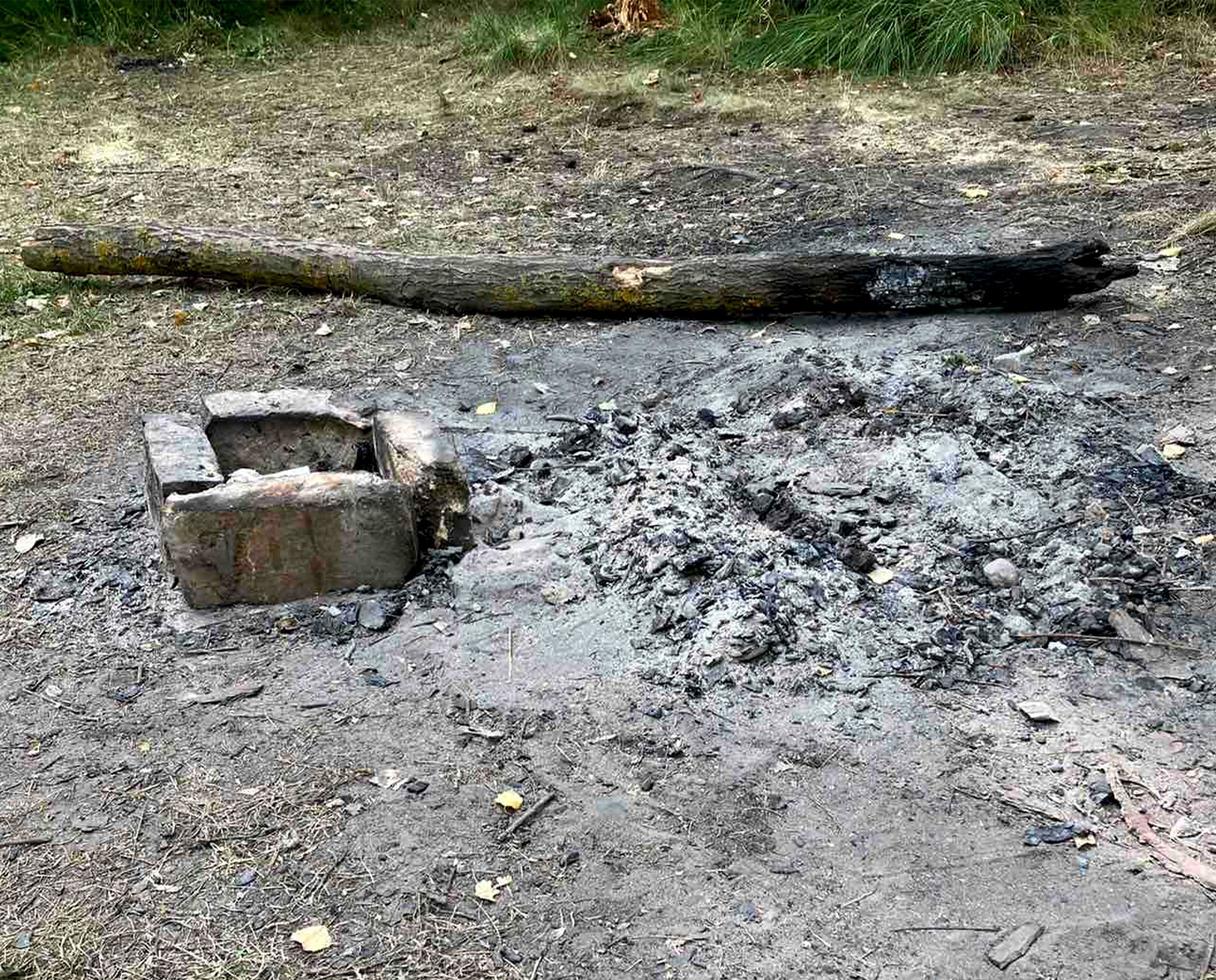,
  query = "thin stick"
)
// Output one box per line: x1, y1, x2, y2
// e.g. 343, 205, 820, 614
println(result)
497, 792, 557, 842
968, 516, 1081, 545
1014, 632, 1202, 653
507, 627, 514, 683
0, 836, 53, 848
891, 925, 1000, 934
1200, 933, 1215, 980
